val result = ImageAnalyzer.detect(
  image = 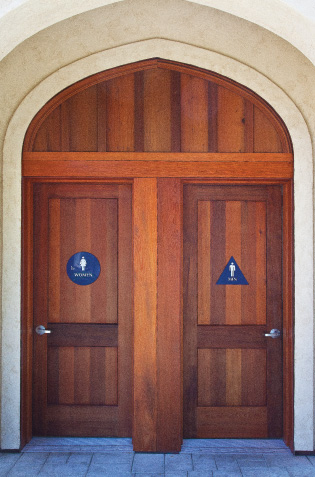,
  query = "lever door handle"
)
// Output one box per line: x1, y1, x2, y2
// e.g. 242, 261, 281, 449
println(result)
35, 325, 52, 335
264, 328, 281, 338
